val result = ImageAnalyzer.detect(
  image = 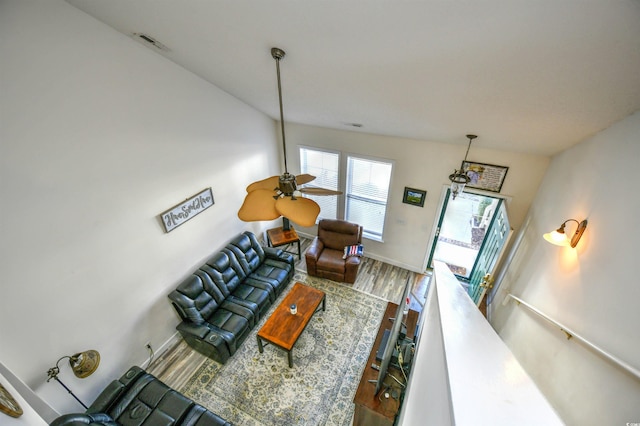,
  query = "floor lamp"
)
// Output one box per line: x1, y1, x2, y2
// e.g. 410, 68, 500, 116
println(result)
46, 350, 100, 409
